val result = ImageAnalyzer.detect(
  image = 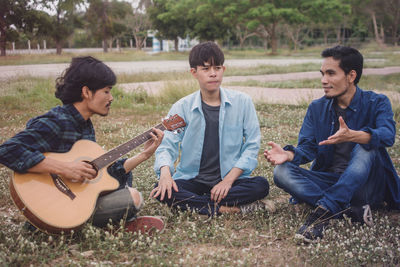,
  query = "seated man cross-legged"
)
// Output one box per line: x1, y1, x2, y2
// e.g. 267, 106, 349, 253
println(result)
264, 46, 400, 242
0, 56, 165, 235
150, 41, 271, 216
